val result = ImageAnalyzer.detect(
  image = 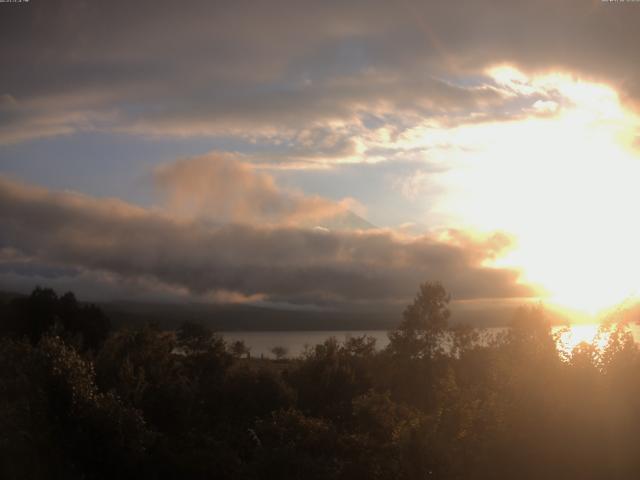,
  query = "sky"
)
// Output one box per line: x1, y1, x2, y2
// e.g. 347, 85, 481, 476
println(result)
2, 0, 640, 318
